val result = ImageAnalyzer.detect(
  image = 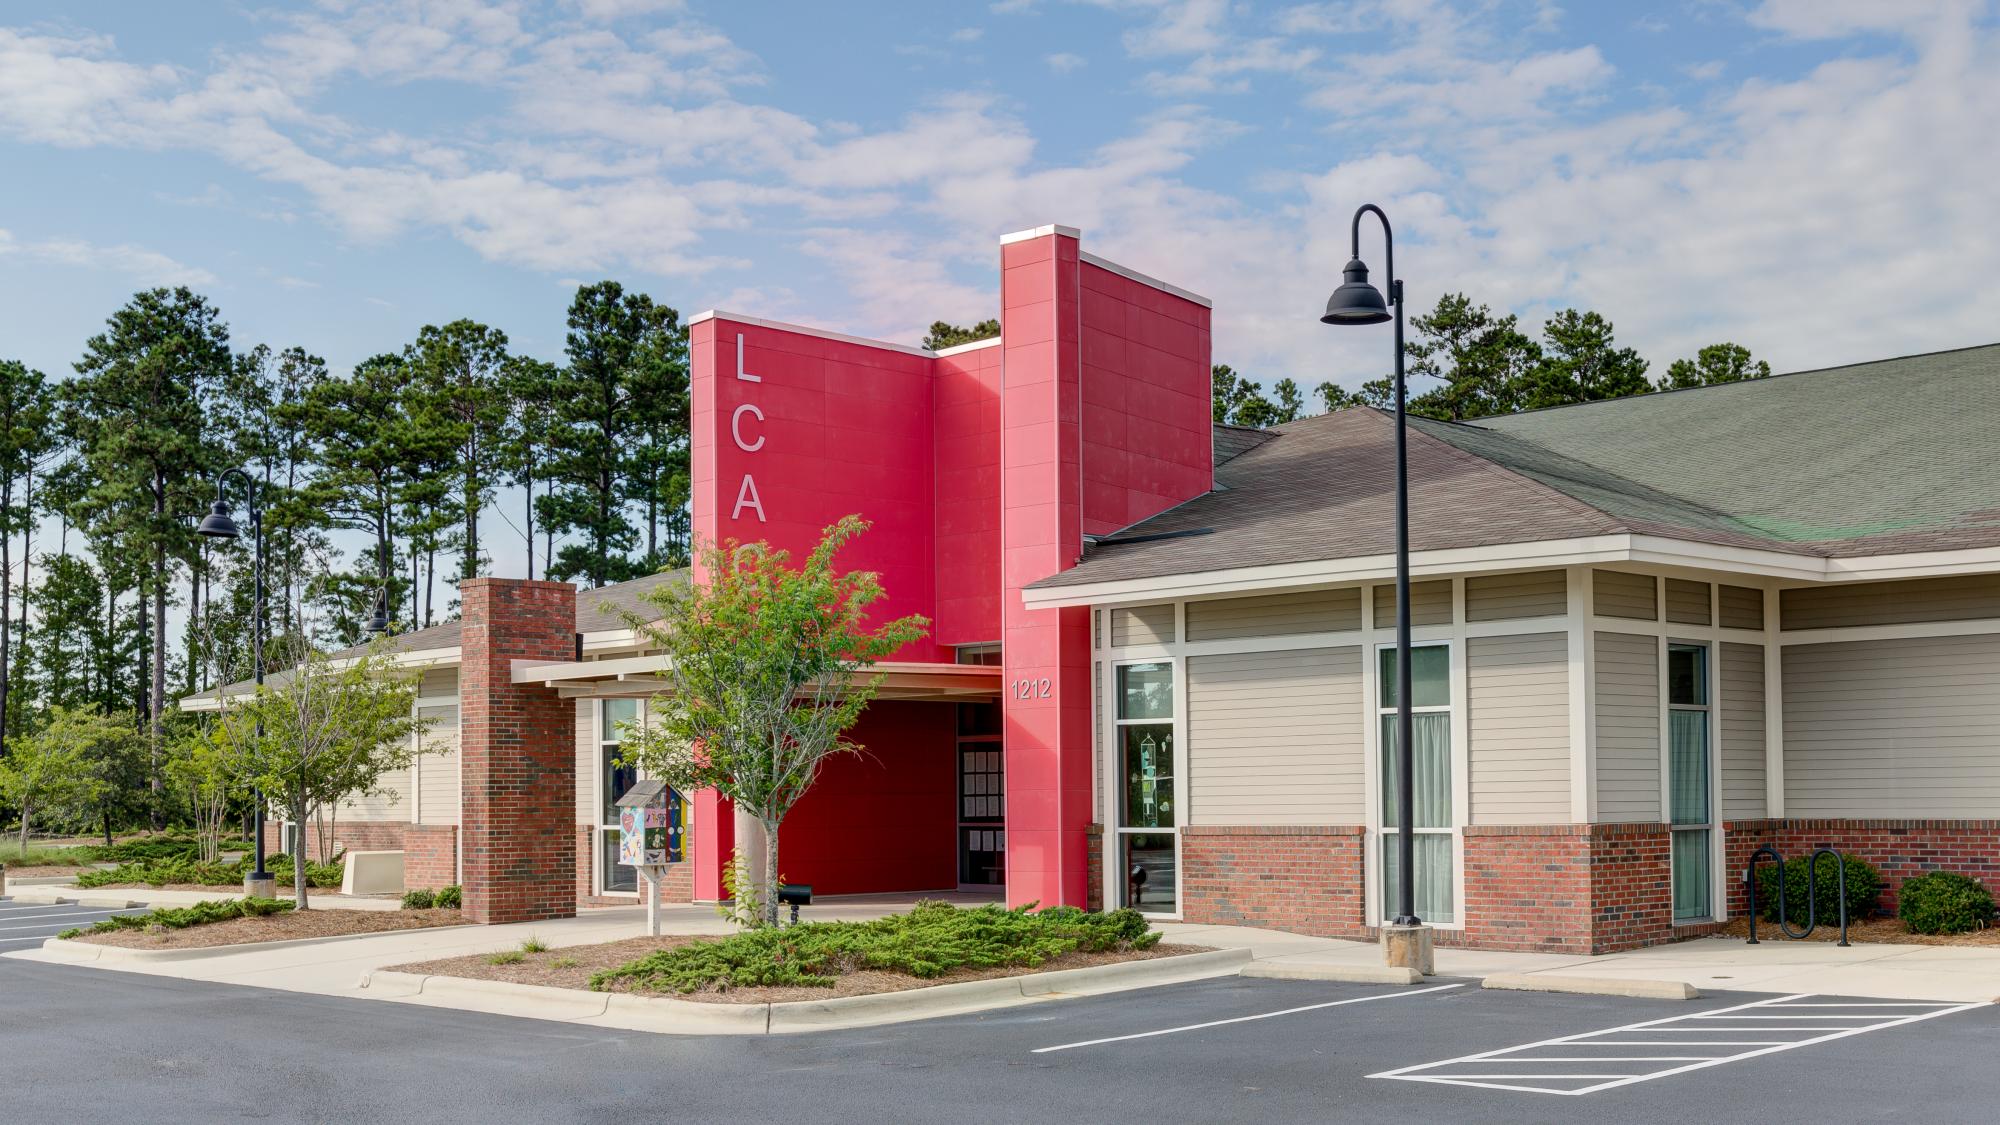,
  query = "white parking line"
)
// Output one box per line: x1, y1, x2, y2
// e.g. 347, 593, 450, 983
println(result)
1033, 982, 1467, 1054
1372, 995, 1988, 1096
0, 911, 137, 930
